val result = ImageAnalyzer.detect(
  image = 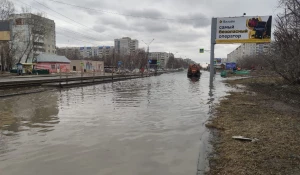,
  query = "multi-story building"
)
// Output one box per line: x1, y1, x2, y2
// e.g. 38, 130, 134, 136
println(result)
58, 46, 114, 59
227, 43, 270, 63
79, 46, 114, 58
114, 37, 139, 55
98, 46, 114, 58
148, 52, 172, 68
9, 13, 56, 63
